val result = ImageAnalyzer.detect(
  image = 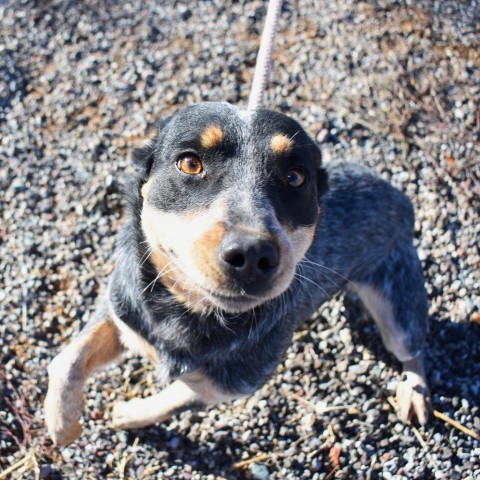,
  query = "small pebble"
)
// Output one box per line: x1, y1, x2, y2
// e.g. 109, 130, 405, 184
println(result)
251, 463, 270, 480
